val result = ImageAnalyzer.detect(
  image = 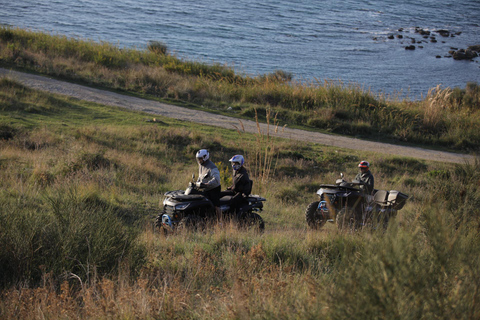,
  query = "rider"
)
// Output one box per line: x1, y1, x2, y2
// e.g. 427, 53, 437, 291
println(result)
195, 149, 221, 211
355, 160, 375, 195
225, 155, 252, 215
